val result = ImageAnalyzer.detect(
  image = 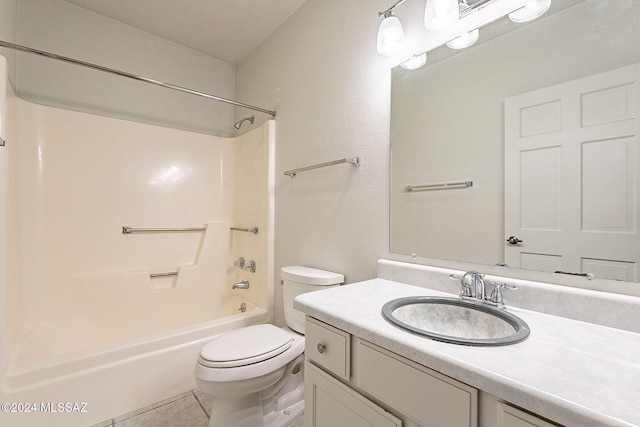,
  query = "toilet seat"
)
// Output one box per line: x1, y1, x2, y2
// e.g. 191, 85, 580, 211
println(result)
198, 324, 294, 368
